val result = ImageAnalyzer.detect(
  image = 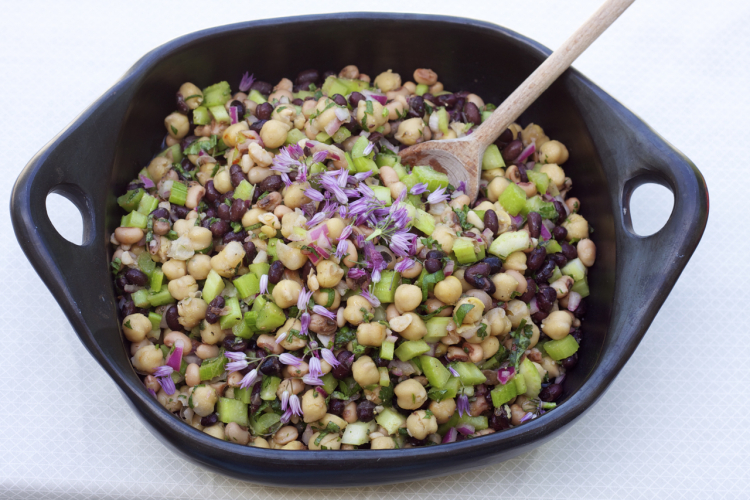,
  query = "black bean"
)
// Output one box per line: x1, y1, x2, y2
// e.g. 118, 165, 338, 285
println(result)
222, 334, 248, 352
527, 247, 547, 271
371, 353, 389, 368
539, 384, 563, 402
322, 70, 336, 79
550, 253, 568, 268
553, 226, 567, 241
502, 139, 523, 163
204, 207, 217, 219
121, 300, 136, 317
124, 268, 148, 286
228, 100, 245, 119
425, 258, 442, 274
300, 261, 314, 281
356, 400, 376, 422
553, 201, 567, 223
560, 242, 577, 260
495, 128, 513, 147
259, 356, 282, 376
572, 299, 587, 318
535, 259, 557, 283
434, 93, 456, 107
176, 92, 189, 114
380, 252, 393, 266
519, 278, 537, 302
484, 209, 499, 234
295, 69, 320, 87
426, 250, 444, 260
531, 311, 549, 323
331, 351, 354, 379
489, 409, 511, 430
517, 163, 529, 182
571, 329, 583, 345
126, 182, 144, 192
114, 275, 128, 291
291, 98, 304, 106
217, 203, 231, 221
536, 285, 557, 313
331, 94, 348, 107
259, 175, 284, 193
249, 119, 267, 132
268, 260, 285, 284
209, 219, 230, 238
349, 91, 365, 108
422, 93, 434, 102
229, 198, 247, 222
561, 353, 578, 369
200, 414, 218, 427
408, 95, 425, 117
464, 262, 491, 289
171, 205, 189, 220
250, 80, 273, 95
255, 102, 273, 121
483, 256, 503, 275
464, 102, 481, 125
527, 212, 542, 239
150, 207, 169, 220
243, 240, 257, 265
230, 164, 245, 187
204, 181, 219, 203
328, 398, 346, 417
222, 230, 246, 244
164, 306, 181, 331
